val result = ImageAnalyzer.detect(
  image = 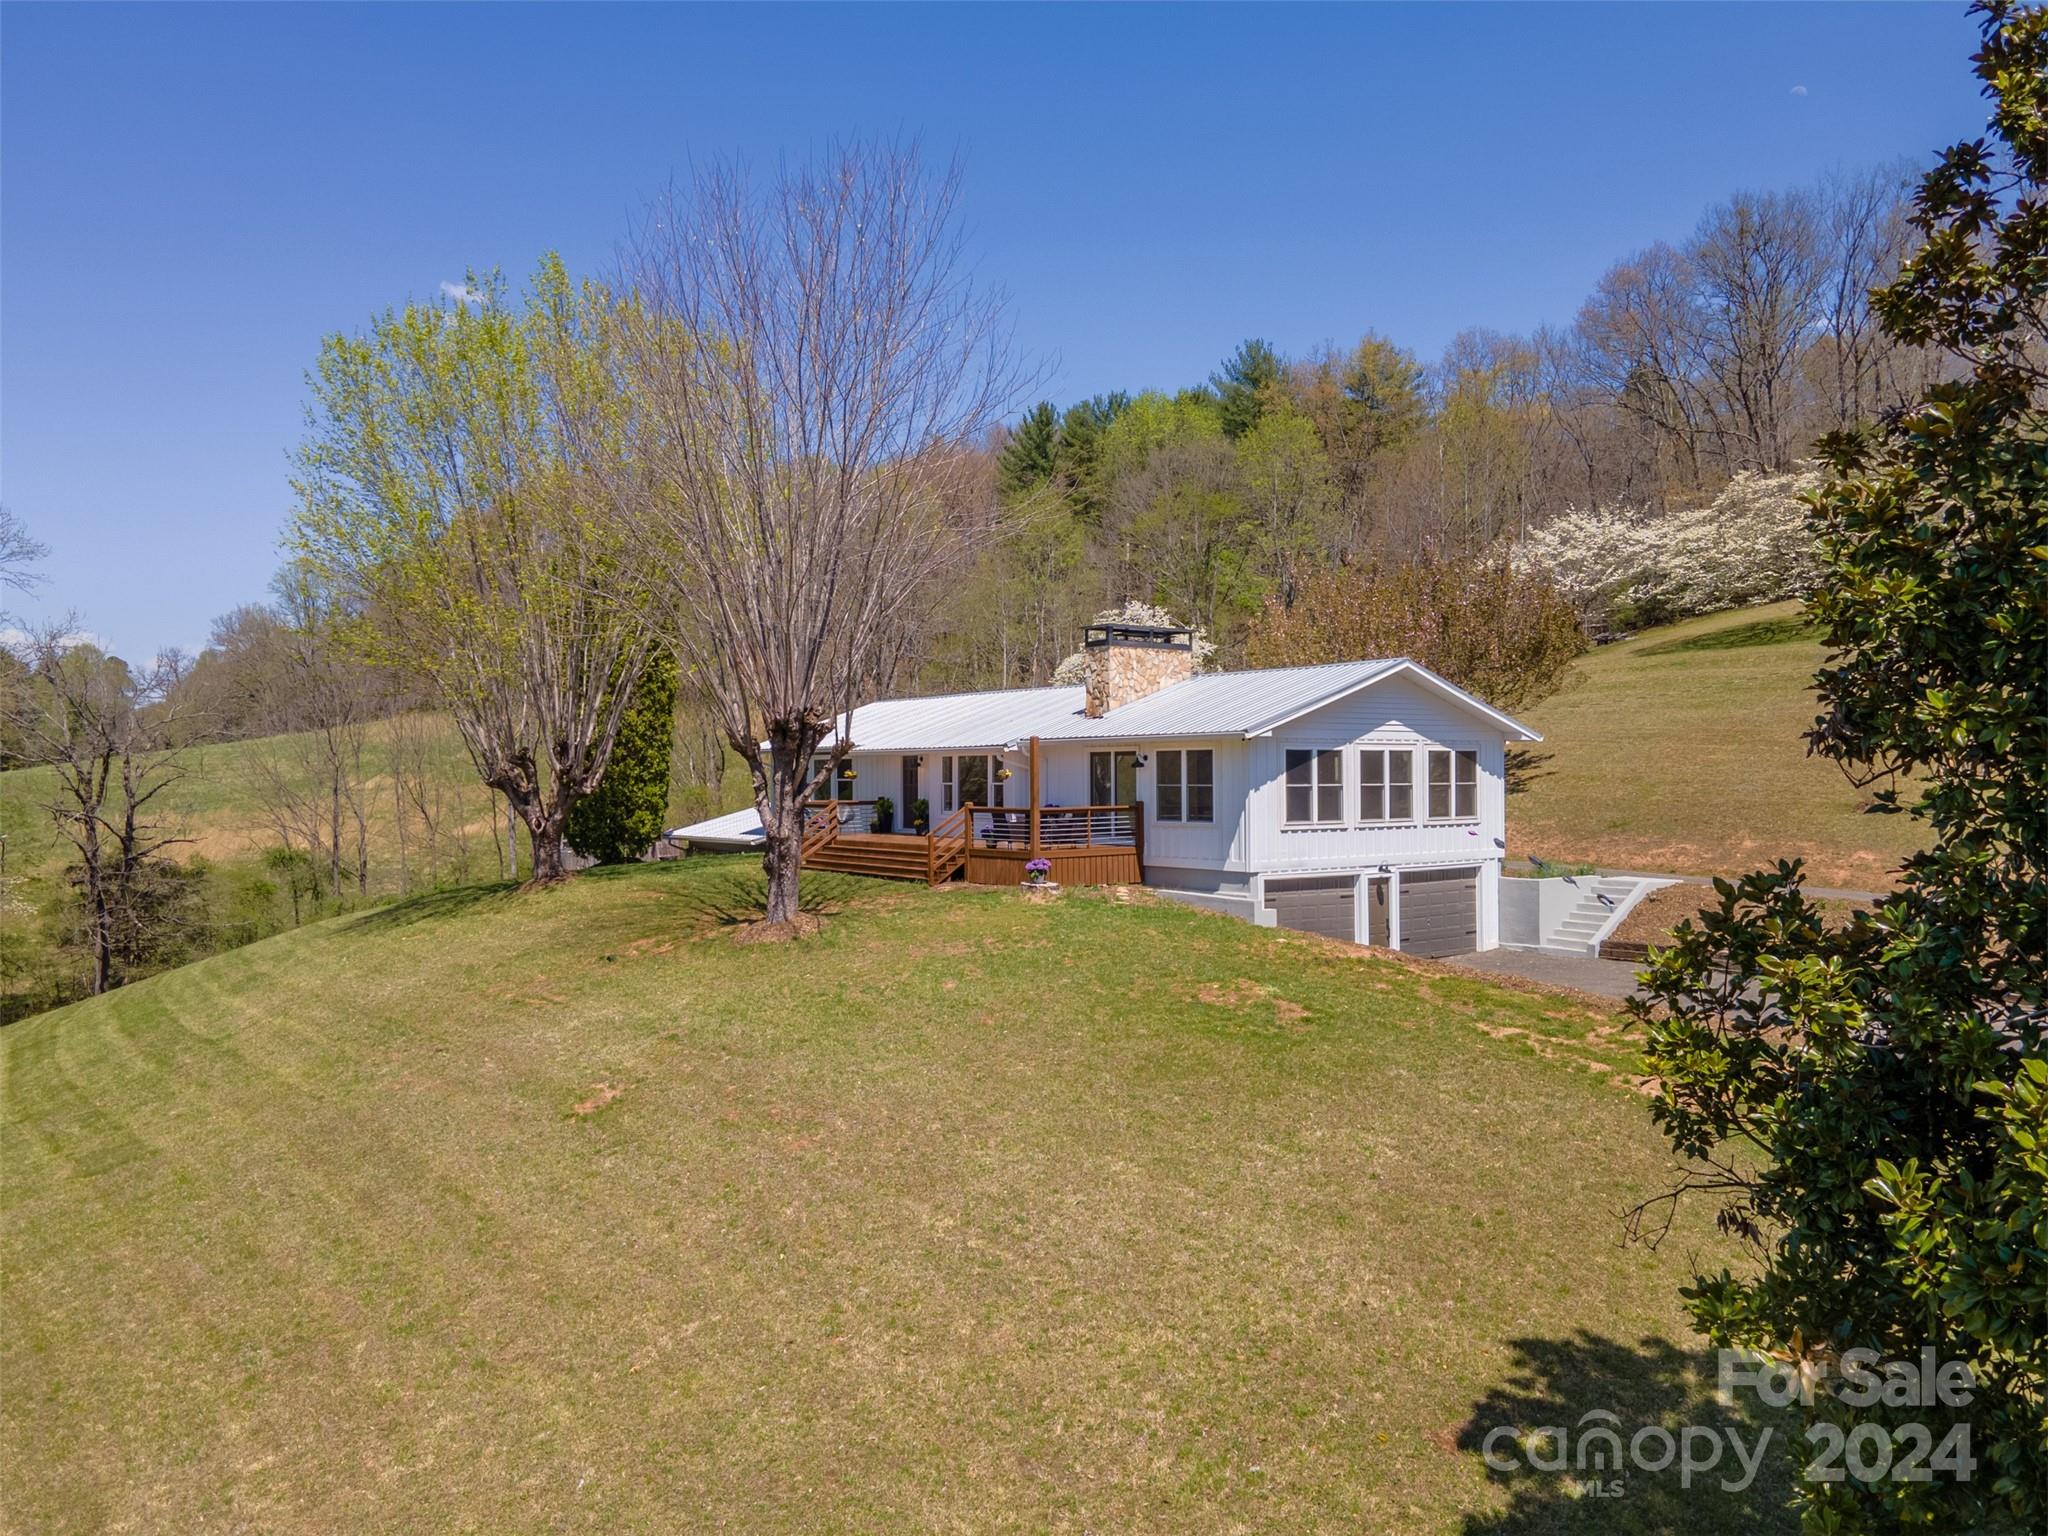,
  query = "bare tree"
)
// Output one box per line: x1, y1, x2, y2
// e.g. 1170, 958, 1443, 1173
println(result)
1579, 244, 1731, 495
0, 508, 46, 602
6, 621, 193, 995
223, 576, 383, 904
1686, 190, 1826, 470
1808, 162, 1935, 433
619, 144, 1025, 928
